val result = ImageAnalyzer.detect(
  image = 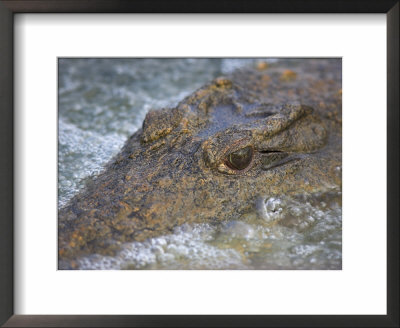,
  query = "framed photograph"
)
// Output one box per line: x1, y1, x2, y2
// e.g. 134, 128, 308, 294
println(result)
0, 1, 398, 327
